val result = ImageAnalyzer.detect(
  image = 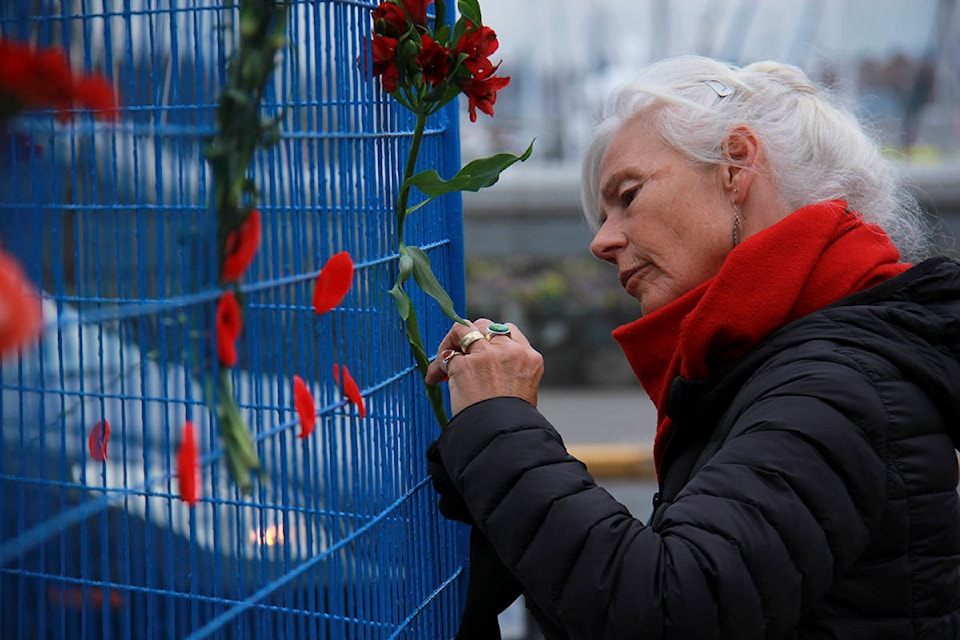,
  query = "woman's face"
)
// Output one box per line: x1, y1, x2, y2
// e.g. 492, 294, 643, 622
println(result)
590, 115, 735, 315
